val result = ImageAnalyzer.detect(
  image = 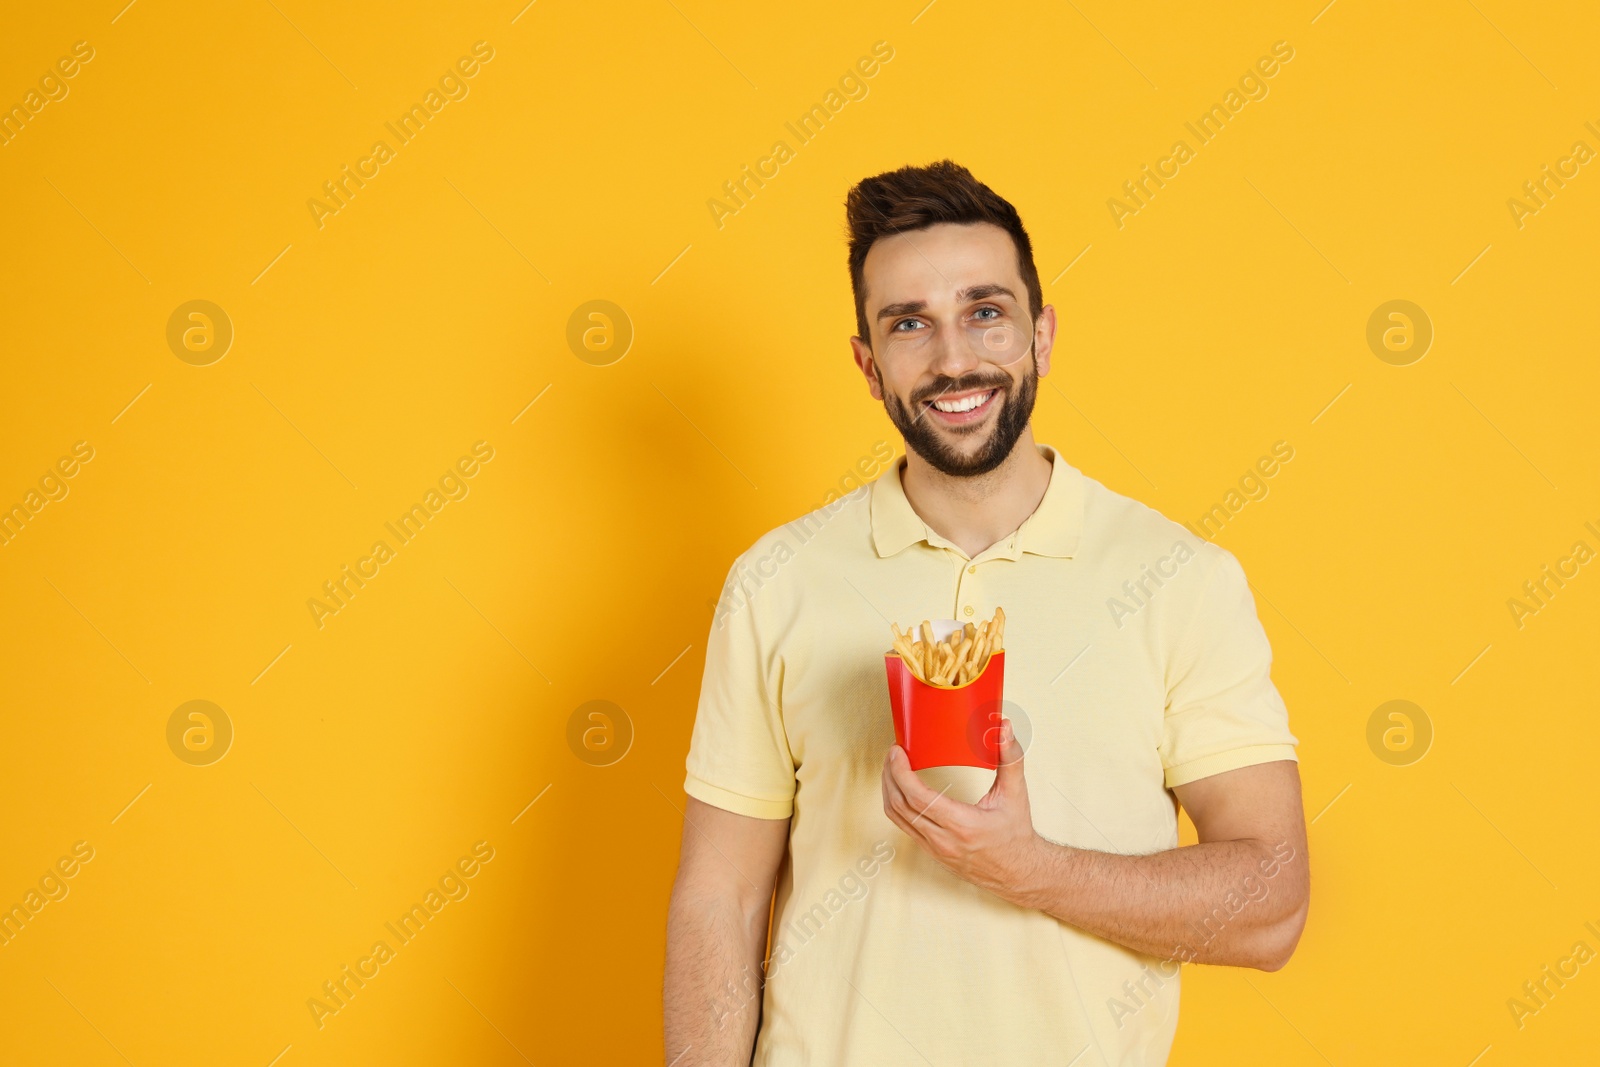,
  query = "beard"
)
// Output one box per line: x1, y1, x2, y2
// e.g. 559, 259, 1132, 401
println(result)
880, 348, 1039, 478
